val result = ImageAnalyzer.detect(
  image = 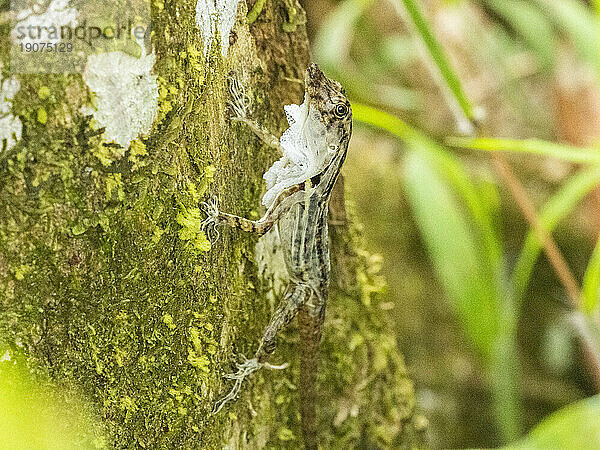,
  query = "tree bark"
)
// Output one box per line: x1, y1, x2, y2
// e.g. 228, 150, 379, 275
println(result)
0, 0, 422, 447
